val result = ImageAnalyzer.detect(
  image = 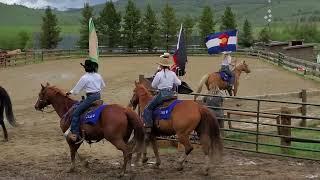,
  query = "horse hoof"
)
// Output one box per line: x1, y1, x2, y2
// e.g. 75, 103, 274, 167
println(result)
177, 166, 183, 171
67, 167, 76, 173
142, 157, 149, 164
82, 161, 89, 168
